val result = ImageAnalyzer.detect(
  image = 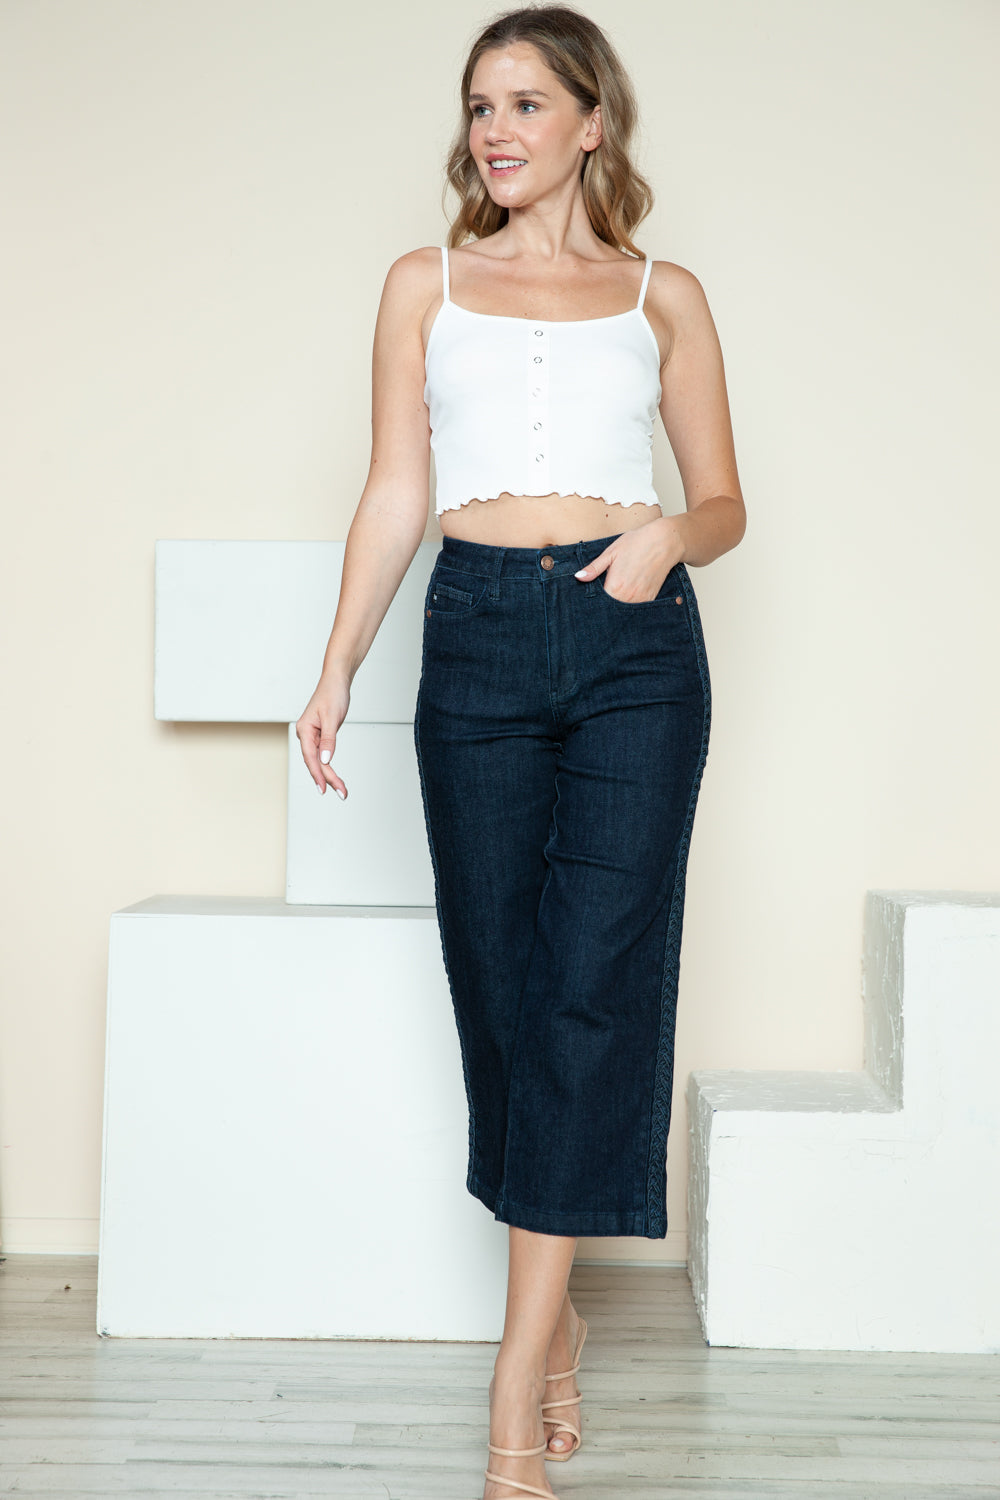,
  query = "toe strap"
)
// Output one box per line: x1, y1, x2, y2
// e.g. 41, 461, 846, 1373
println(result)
544, 1425, 581, 1445
541, 1394, 581, 1447
542, 1398, 581, 1446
